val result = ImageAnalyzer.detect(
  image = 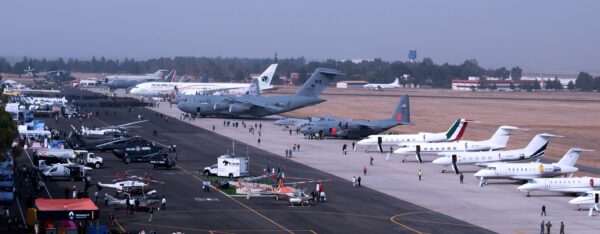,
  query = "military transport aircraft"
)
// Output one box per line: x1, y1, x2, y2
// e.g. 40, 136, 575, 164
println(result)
298, 95, 411, 139
176, 68, 344, 118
